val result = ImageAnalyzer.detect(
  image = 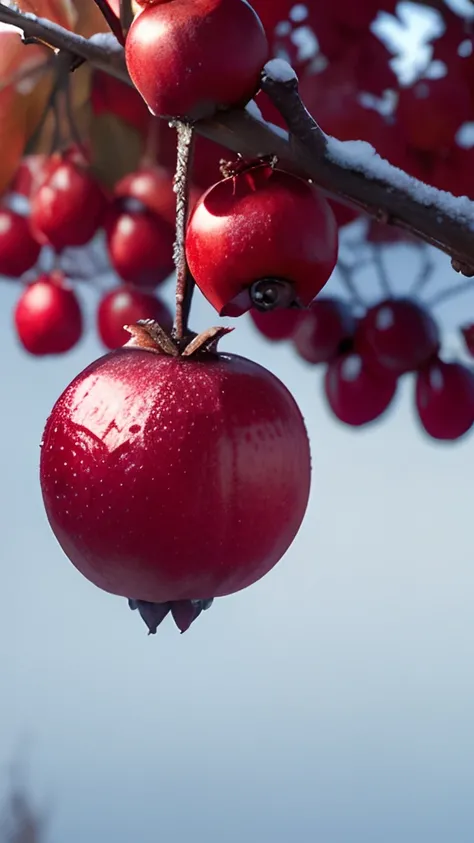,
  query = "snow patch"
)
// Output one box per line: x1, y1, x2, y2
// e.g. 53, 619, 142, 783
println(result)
245, 99, 264, 121
263, 59, 297, 84
326, 136, 474, 228
89, 32, 122, 53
